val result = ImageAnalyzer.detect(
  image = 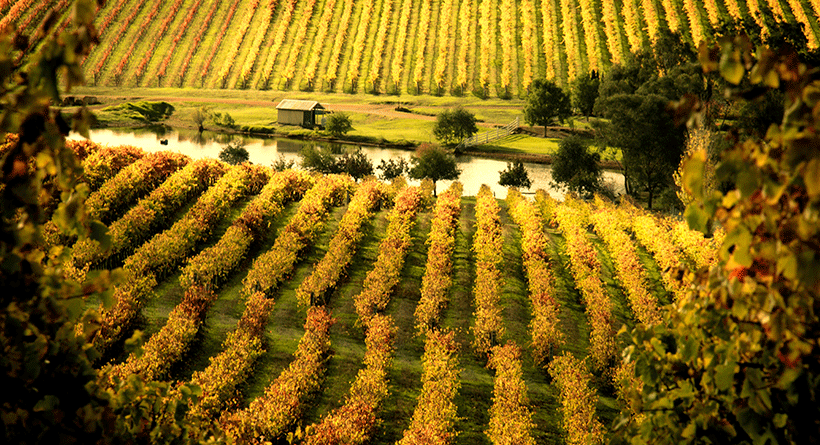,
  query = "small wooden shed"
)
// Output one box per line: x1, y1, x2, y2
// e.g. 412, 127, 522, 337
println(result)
276, 99, 325, 127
